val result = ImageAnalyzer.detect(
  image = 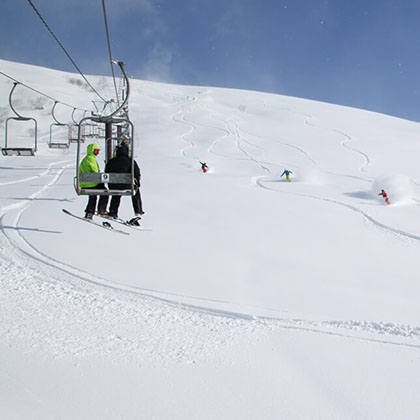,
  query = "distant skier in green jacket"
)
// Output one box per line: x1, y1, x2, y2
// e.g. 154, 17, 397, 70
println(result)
79, 143, 107, 219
